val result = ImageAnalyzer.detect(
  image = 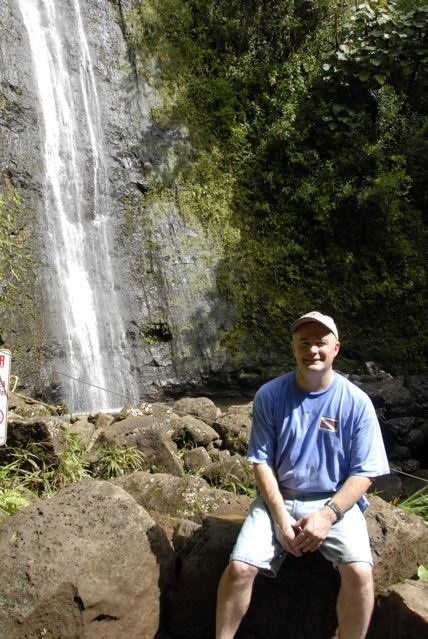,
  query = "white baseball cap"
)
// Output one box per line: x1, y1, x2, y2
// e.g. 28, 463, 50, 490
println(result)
290, 311, 339, 339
